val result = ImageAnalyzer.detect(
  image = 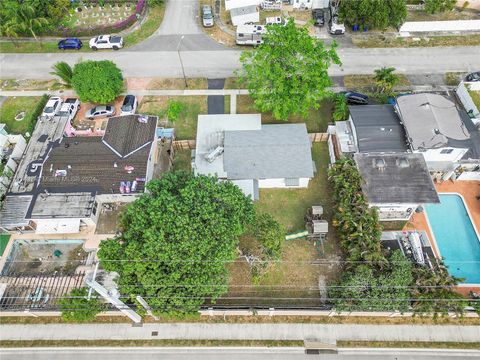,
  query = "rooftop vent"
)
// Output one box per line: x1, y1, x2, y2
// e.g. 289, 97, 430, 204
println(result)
373, 158, 386, 172
396, 158, 410, 168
